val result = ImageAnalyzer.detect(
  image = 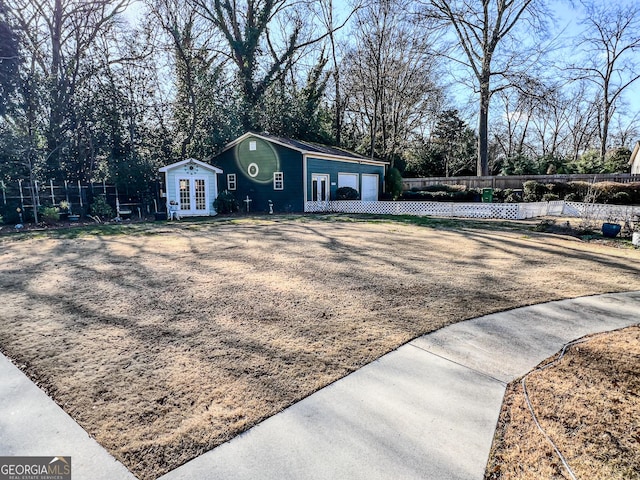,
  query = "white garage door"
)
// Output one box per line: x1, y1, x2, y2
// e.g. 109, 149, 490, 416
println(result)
338, 173, 359, 190
361, 174, 379, 201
